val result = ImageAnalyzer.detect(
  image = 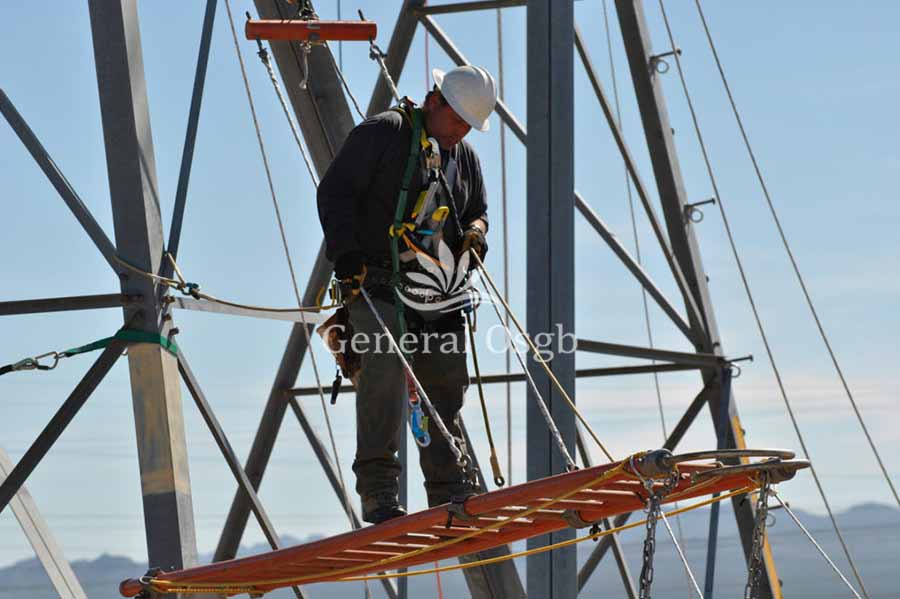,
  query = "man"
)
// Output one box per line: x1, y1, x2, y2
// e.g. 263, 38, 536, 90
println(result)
317, 65, 497, 524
